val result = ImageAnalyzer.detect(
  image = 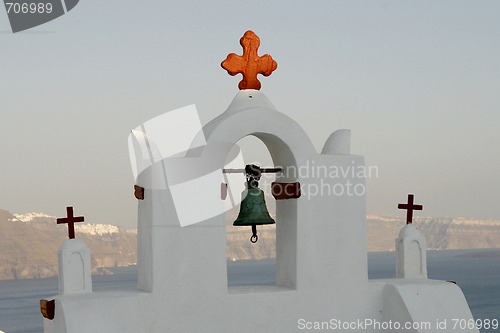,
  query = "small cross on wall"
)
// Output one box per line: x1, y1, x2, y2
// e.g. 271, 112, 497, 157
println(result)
398, 194, 423, 224
57, 206, 85, 239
